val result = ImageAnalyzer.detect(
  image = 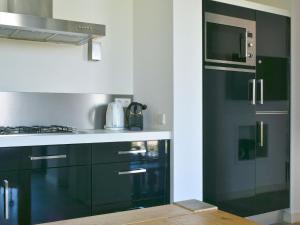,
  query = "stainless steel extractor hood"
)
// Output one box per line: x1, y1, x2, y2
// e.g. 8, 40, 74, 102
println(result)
0, 0, 106, 45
